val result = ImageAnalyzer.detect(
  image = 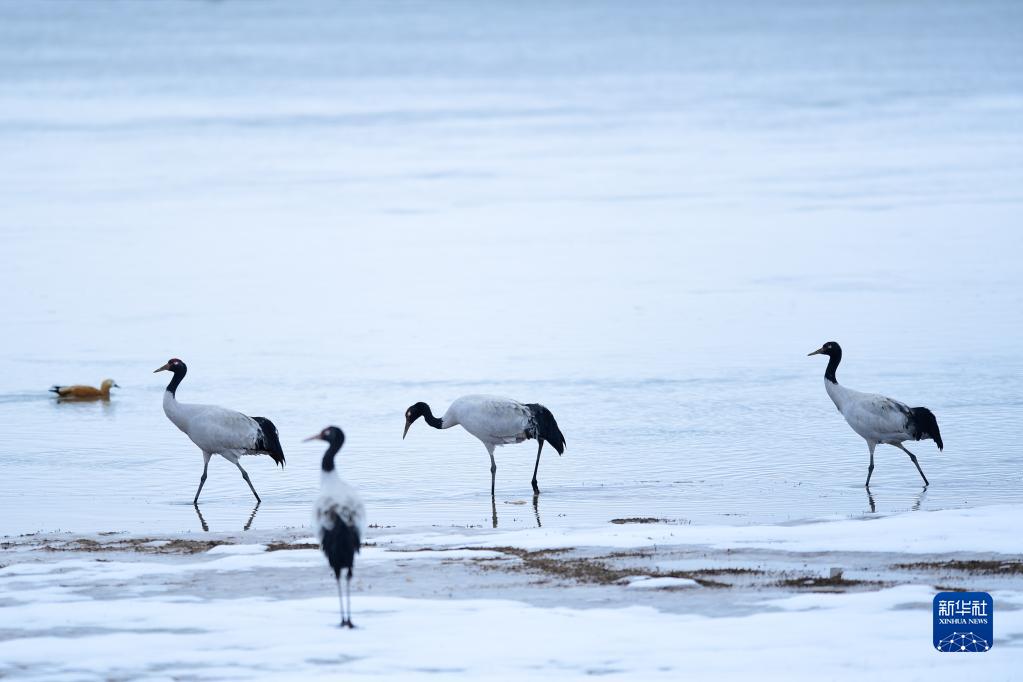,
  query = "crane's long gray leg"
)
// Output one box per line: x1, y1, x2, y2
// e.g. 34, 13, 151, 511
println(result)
194, 452, 212, 504
865, 442, 876, 488
486, 443, 498, 527
531, 439, 544, 494
233, 461, 262, 503
486, 443, 497, 497
345, 570, 355, 629
339, 580, 351, 625
895, 443, 929, 487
